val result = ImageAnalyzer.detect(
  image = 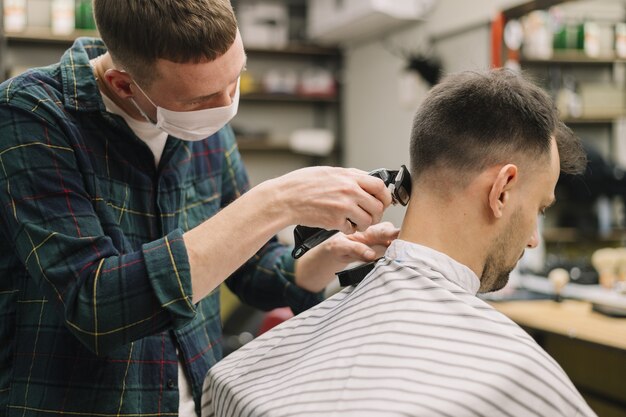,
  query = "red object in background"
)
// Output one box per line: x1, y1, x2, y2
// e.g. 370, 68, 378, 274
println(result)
258, 307, 294, 336
491, 12, 505, 68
